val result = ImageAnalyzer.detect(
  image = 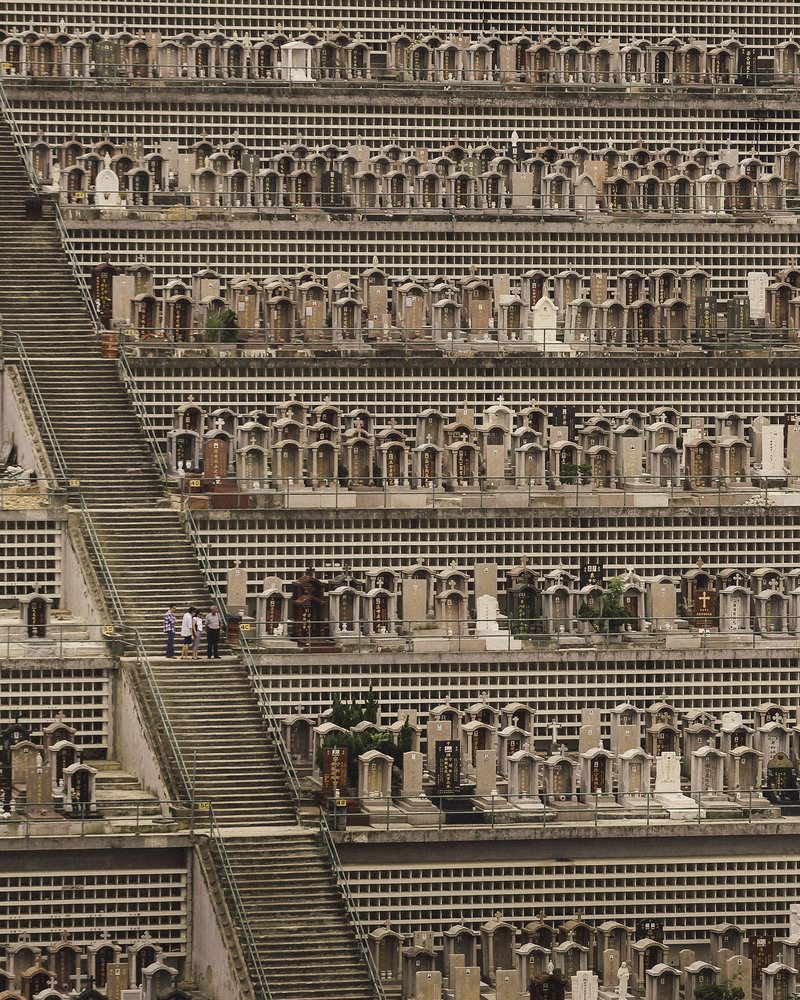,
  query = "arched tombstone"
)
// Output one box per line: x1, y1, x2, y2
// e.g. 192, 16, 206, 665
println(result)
0, 721, 31, 797
369, 921, 405, 987
19, 588, 52, 641
43, 714, 77, 752
443, 924, 479, 980
48, 932, 82, 992
645, 964, 681, 1000
142, 959, 179, 999
63, 761, 98, 816
49, 739, 77, 796
86, 931, 122, 990
280, 712, 315, 769
481, 913, 518, 984
530, 972, 566, 1000
128, 933, 162, 986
